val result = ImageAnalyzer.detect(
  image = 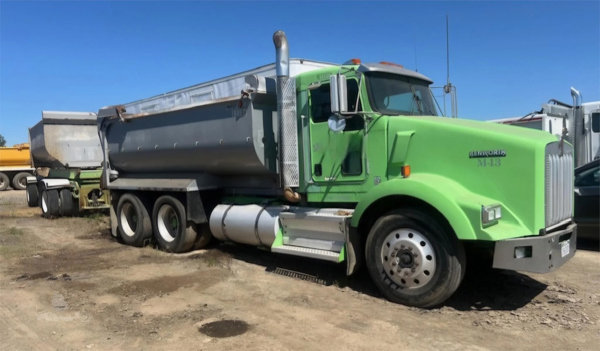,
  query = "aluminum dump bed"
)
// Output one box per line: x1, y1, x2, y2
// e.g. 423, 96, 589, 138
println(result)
122, 59, 334, 115
29, 111, 103, 169
100, 78, 279, 177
